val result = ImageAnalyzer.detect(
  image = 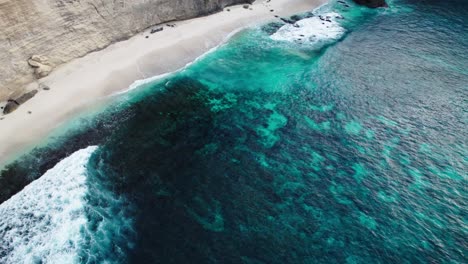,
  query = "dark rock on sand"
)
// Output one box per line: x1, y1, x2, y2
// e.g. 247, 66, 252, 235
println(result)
3, 100, 19, 114
16, 90, 38, 105
150, 27, 163, 34
39, 84, 50, 91
280, 17, 295, 24
289, 15, 303, 23
353, 0, 388, 8
3, 90, 38, 114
